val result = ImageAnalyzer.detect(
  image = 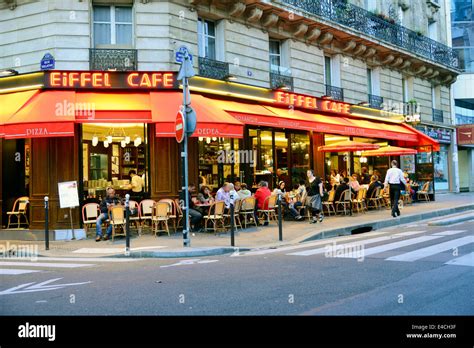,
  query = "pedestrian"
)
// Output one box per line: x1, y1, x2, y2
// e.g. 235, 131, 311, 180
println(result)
384, 160, 407, 218
305, 169, 324, 224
